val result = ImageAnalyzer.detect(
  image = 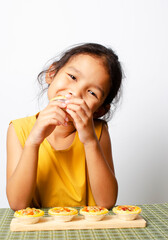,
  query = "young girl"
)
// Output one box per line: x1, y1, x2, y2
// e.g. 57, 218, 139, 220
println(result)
6, 43, 123, 211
